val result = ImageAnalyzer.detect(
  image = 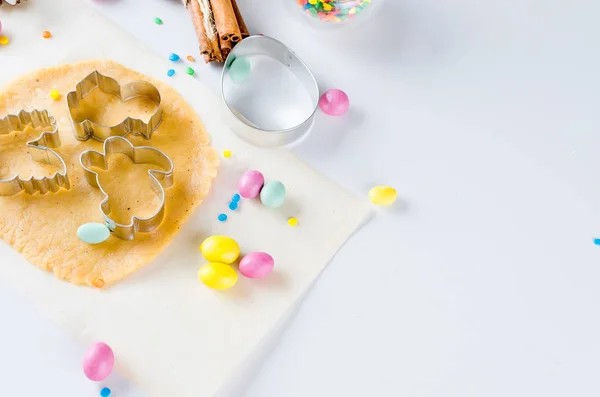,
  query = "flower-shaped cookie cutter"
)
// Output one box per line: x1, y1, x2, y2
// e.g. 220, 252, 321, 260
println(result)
79, 136, 174, 240
0, 109, 70, 196
67, 71, 163, 142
